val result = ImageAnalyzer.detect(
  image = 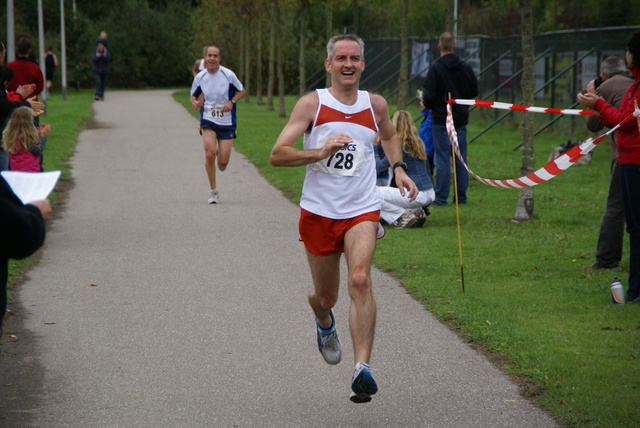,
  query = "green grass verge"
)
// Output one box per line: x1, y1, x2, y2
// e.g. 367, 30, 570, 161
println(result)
6, 90, 94, 291
175, 90, 640, 428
